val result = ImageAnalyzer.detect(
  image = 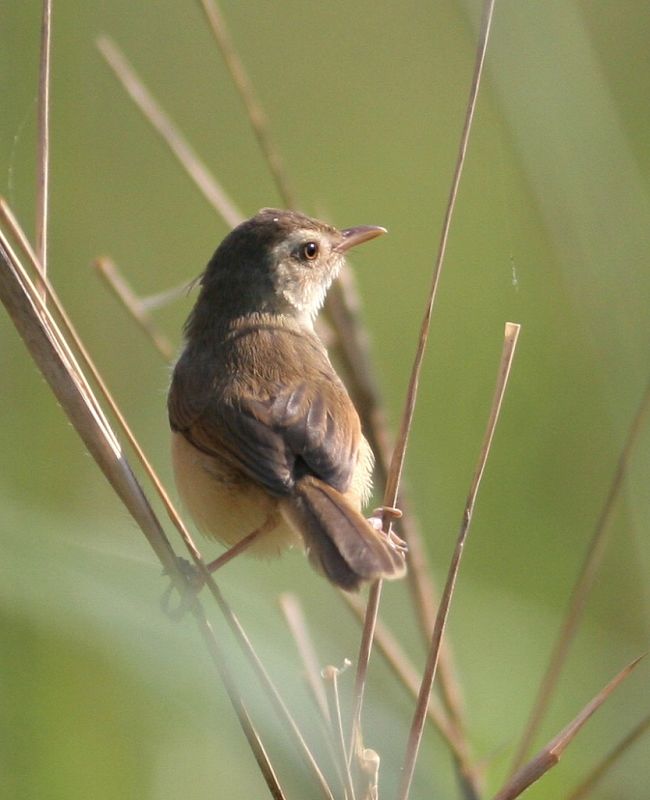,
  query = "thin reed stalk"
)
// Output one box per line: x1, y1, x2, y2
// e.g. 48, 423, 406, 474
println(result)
397, 321, 520, 800
352, 0, 498, 775
510, 376, 650, 773
492, 657, 643, 800
0, 230, 286, 800
35, 0, 52, 300
566, 713, 650, 800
